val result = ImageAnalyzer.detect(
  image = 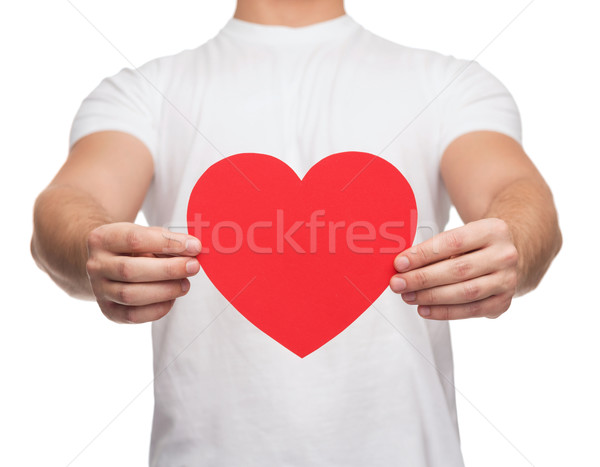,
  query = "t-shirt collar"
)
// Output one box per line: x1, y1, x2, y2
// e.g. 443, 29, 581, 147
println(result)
219, 14, 361, 46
